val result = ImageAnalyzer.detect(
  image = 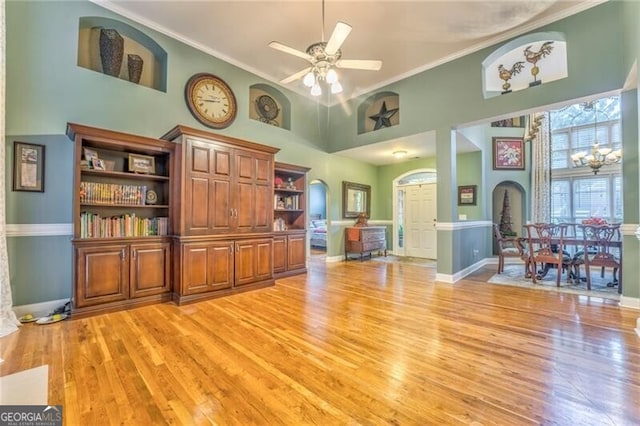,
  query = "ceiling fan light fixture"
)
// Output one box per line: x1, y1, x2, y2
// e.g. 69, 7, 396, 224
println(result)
310, 83, 322, 96
326, 68, 338, 84
331, 81, 343, 94
303, 71, 316, 87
